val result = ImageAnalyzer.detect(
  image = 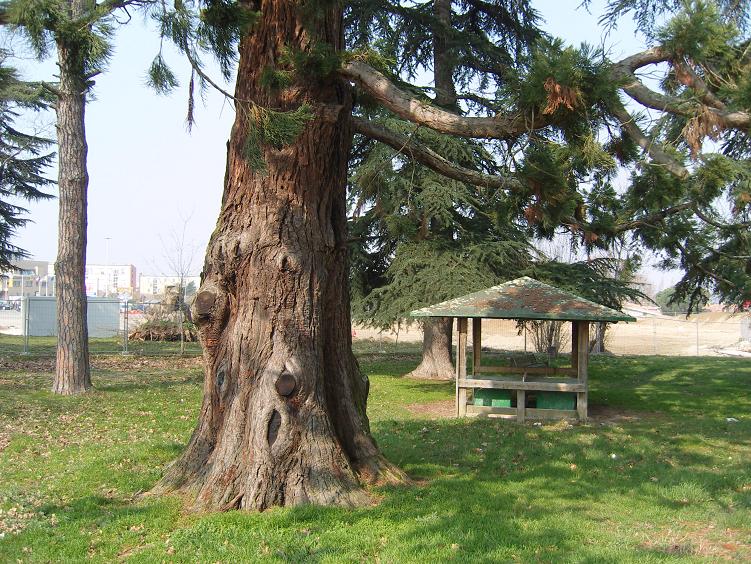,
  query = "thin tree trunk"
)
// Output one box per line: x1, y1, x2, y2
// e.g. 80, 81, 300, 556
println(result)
407, 317, 454, 380
155, 0, 404, 511
52, 26, 91, 395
